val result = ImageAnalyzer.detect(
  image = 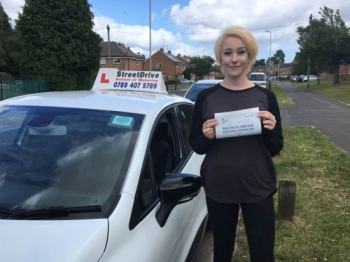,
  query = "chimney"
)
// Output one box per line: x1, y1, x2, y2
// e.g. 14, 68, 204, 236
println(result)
160, 47, 164, 52
168, 50, 171, 54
